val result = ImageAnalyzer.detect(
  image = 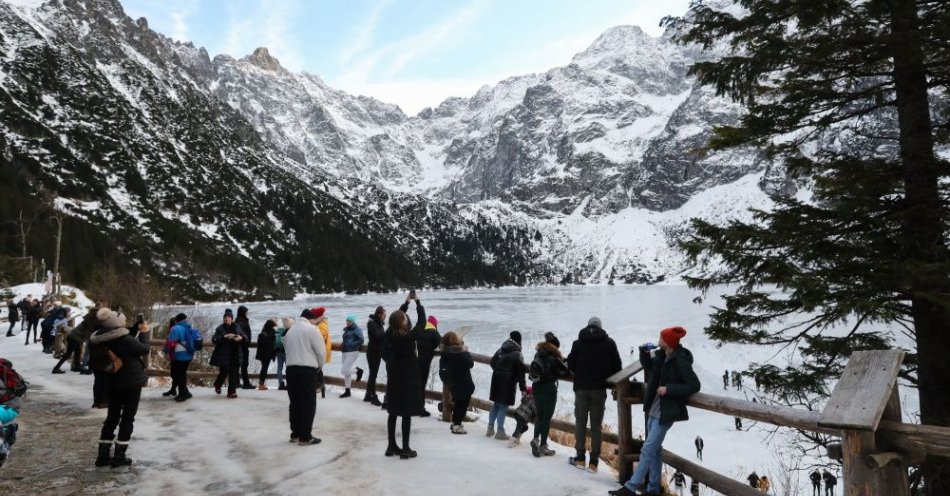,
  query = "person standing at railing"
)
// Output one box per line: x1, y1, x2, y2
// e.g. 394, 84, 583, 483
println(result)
406, 302, 440, 418
210, 309, 247, 398
567, 316, 622, 474
438, 331, 474, 434
313, 307, 332, 399
339, 315, 365, 398
235, 306, 254, 390
163, 313, 196, 402
274, 317, 292, 390
528, 331, 567, 459
609, 326, 701, 496
363, 306, 386, 406
381, 295, 426, 459
255, 319, 278, 390
487, 330, 526, 441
